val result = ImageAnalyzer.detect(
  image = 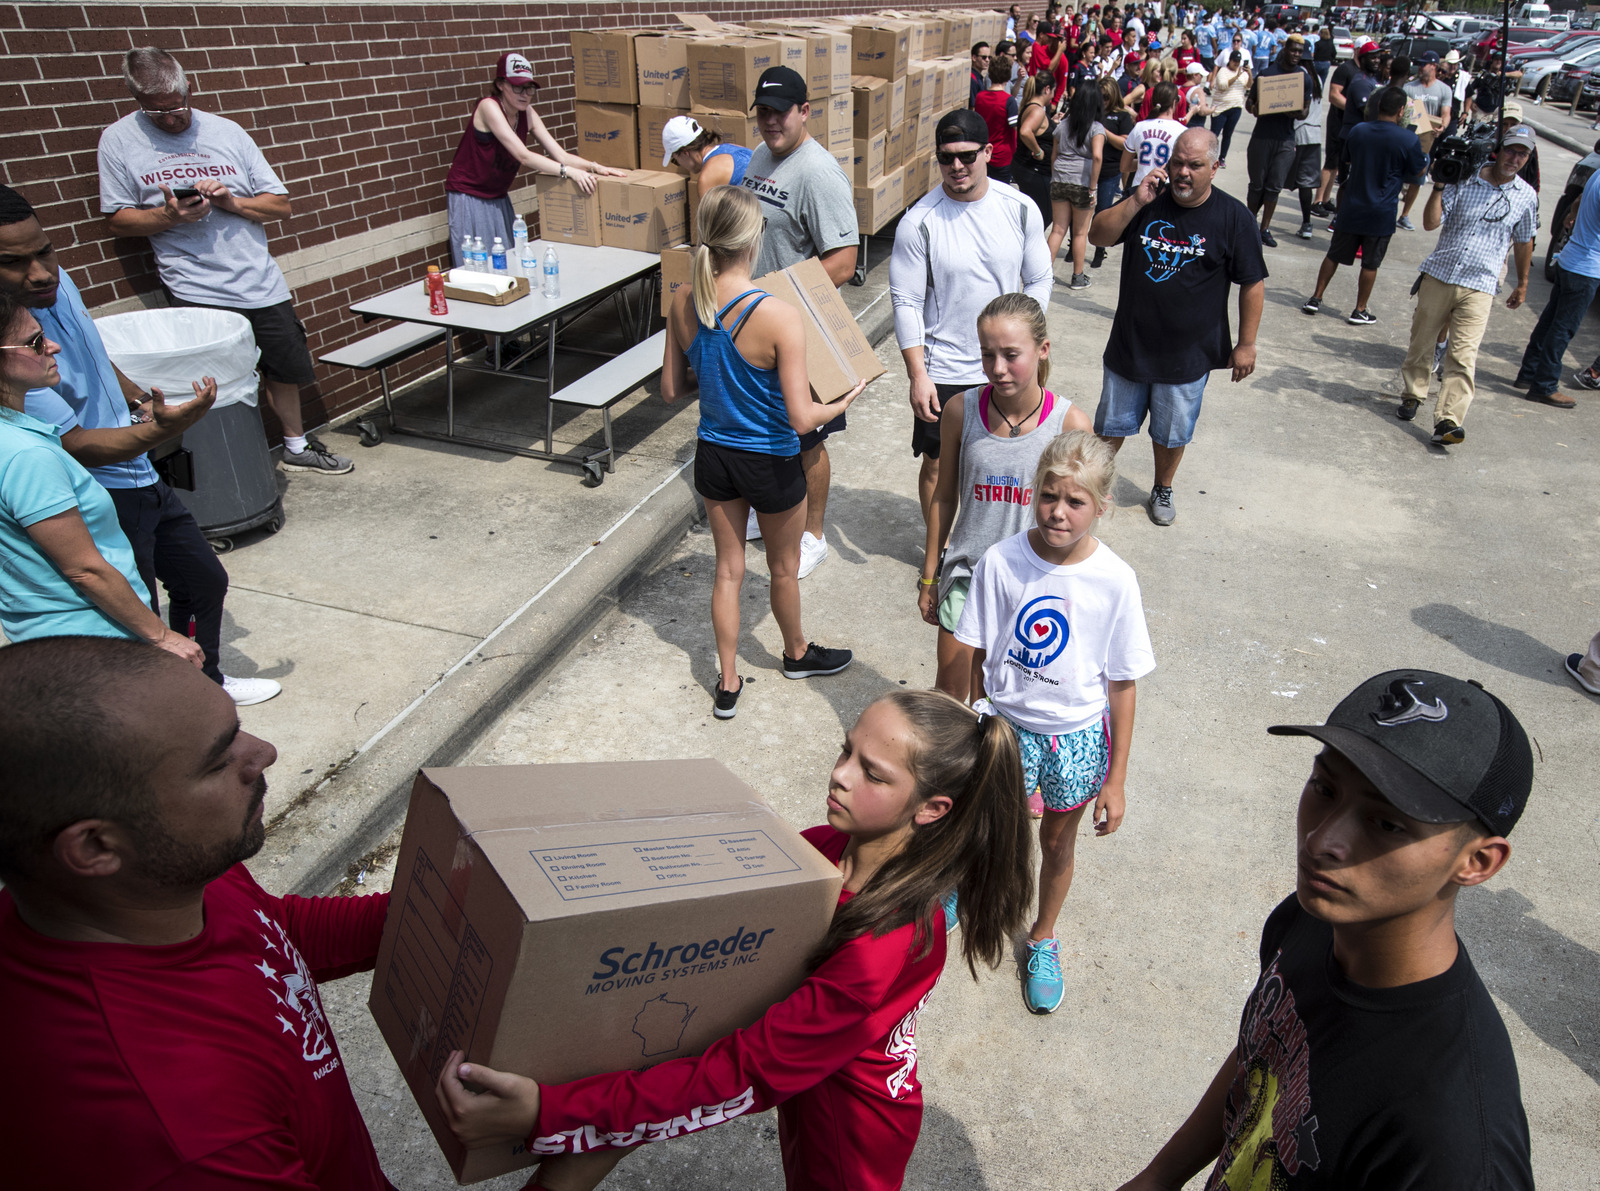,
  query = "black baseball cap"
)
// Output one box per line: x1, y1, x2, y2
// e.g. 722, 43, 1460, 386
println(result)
750, 66, 807, 111
1419, 49, 1441, 65
935, 109, 990, 148
1269, 669, 1533, 837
